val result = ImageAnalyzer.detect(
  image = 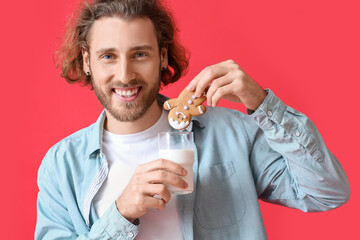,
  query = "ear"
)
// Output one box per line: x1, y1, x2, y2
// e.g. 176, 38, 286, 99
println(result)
160, 47, 168, 69
82, 48, 90, 73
